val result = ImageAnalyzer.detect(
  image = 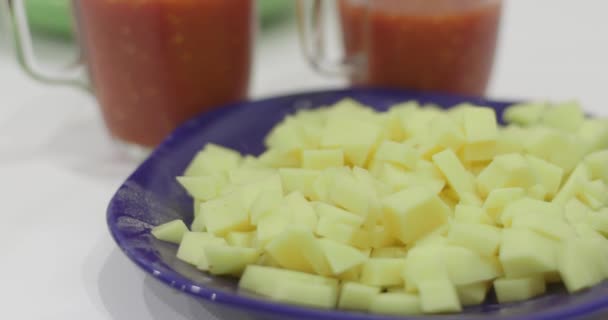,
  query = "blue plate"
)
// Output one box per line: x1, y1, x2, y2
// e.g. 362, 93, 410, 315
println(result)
107, 88, 608, 320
